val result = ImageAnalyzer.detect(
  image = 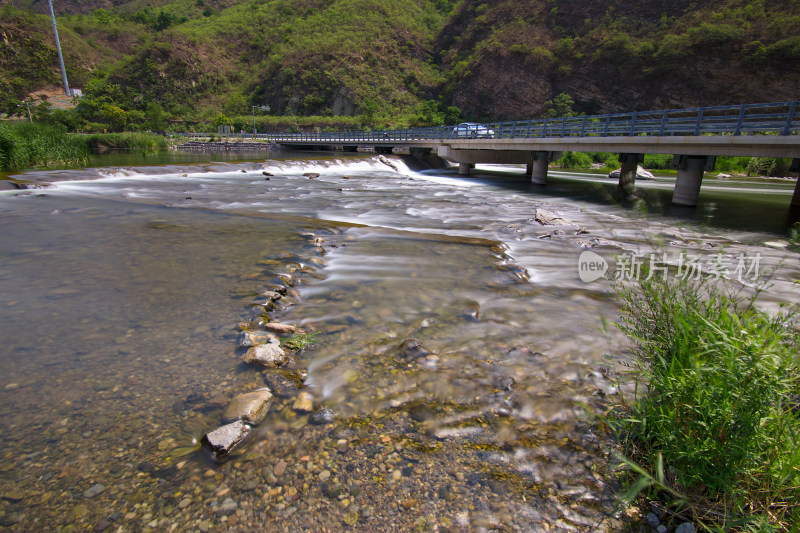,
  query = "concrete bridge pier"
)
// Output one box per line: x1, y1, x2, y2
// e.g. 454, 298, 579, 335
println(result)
528, 151, 550, 184
791, 159, 800, 208
672, 155, 714, 206
618, 154, 643, 200
459, 163, 475, 175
